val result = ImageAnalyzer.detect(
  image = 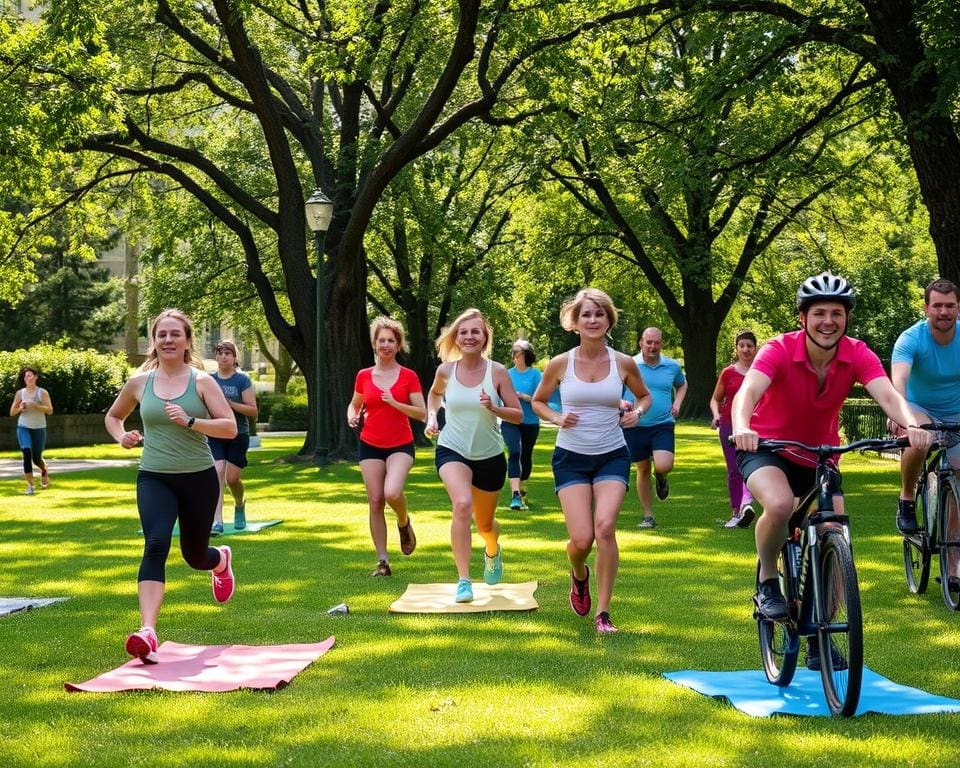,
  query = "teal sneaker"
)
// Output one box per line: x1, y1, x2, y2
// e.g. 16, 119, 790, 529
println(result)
211, 521, 224, 537
509, 493, 522, 511
483, 545, 503, 585
234, 503, 246, 530
455, 578, 474, 603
